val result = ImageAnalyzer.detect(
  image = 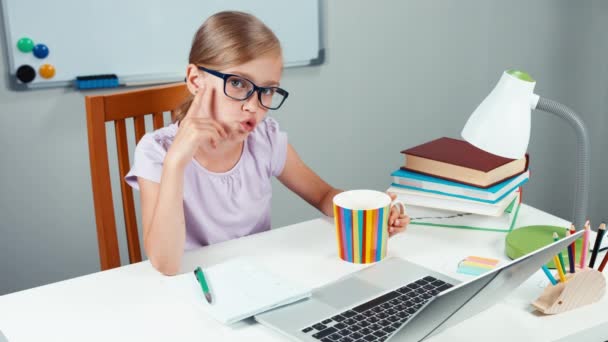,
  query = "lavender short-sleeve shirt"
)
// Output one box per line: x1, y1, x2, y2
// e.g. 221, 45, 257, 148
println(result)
125, 117, 288, 250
